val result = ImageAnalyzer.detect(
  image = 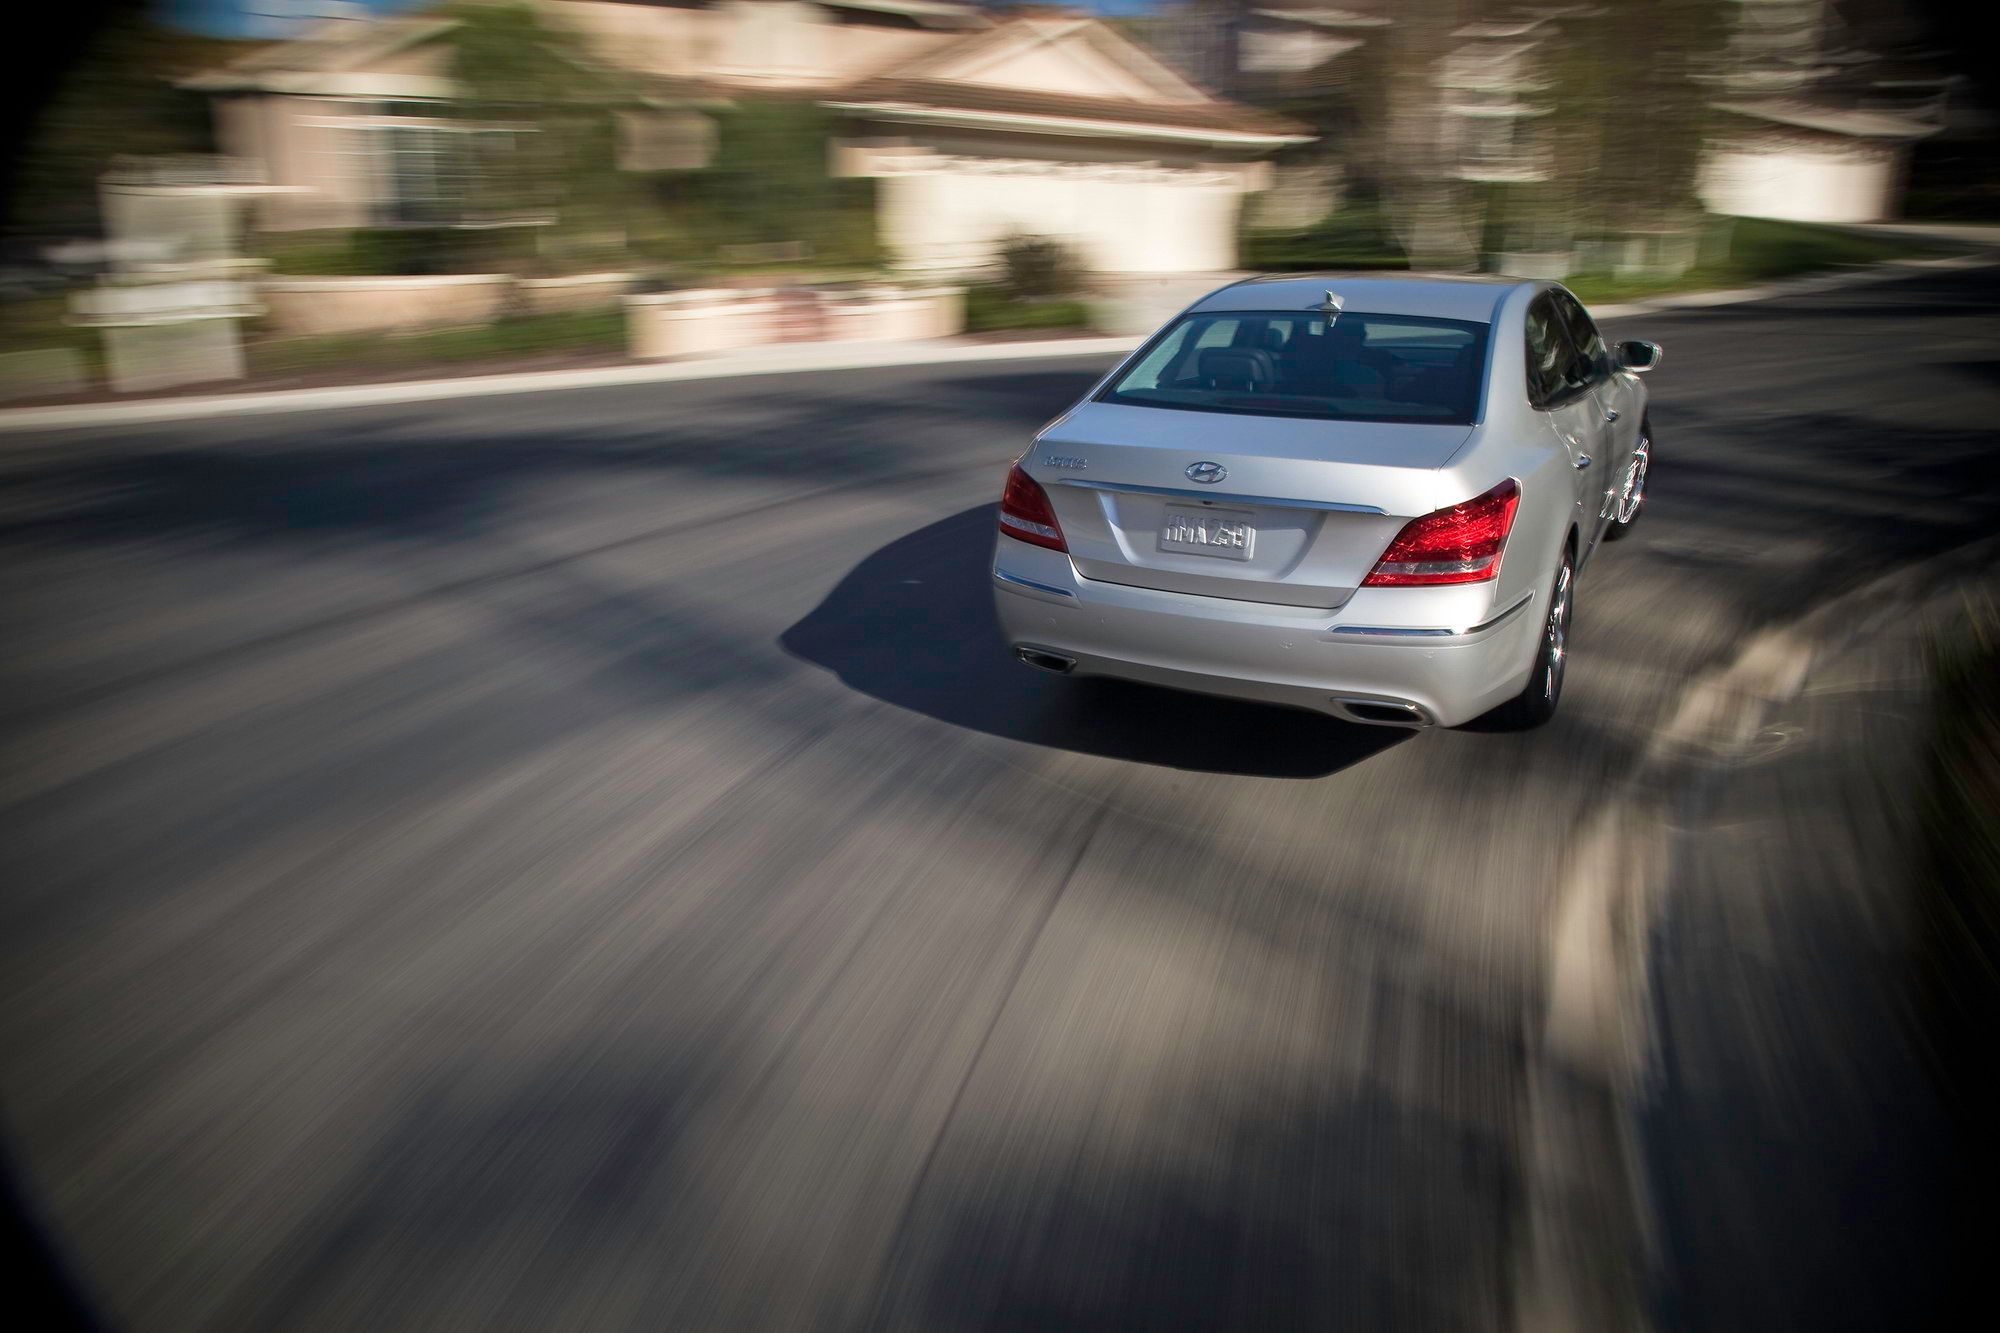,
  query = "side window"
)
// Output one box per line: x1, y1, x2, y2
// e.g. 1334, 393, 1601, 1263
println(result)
1119, 321, 1196, 390
1553, 291, 1609, 384
1191, 318, 1241, 351
1158, 317, 1245, 383
1523, 296, 1575, 409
